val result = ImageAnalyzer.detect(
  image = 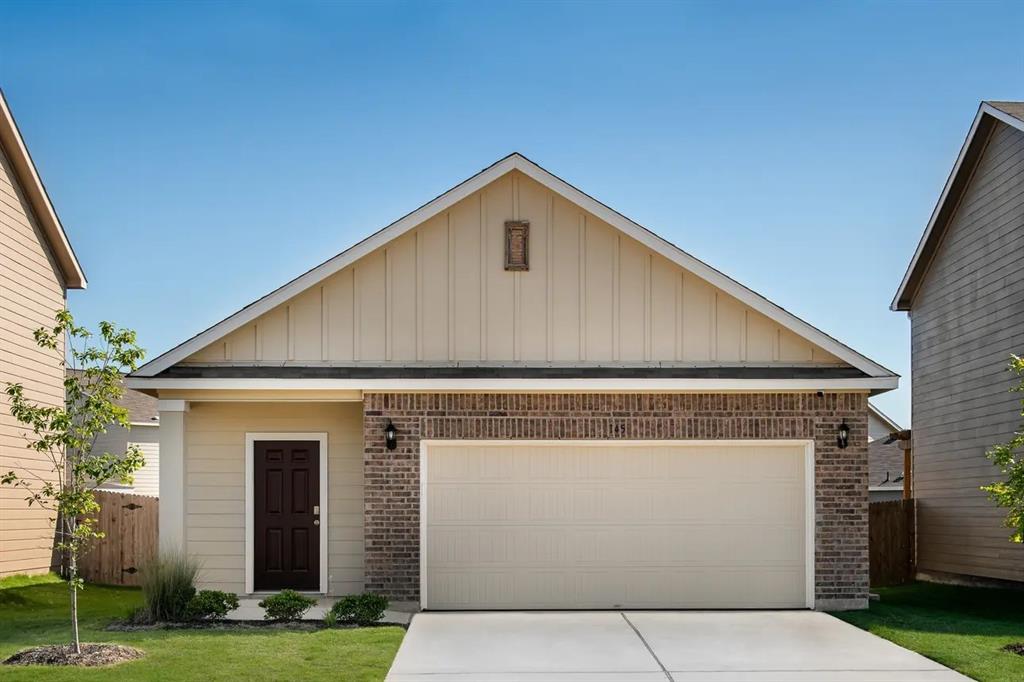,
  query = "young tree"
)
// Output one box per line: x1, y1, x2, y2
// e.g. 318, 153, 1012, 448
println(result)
983, 354, 1024, 543
2, 310, 145, 653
